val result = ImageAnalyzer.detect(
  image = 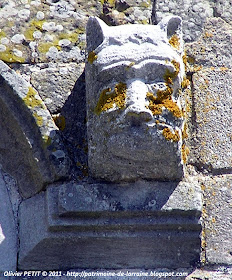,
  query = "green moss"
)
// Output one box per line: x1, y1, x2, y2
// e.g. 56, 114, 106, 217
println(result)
23, 87, 43, 108
95, 82, 127, 115
0, 48, 25, 63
